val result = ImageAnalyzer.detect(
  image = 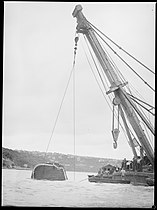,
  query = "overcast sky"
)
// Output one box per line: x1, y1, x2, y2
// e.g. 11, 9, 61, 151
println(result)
3, 2, 155, 160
